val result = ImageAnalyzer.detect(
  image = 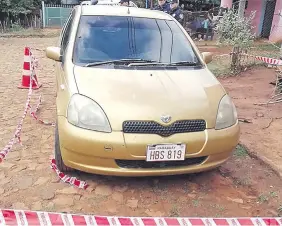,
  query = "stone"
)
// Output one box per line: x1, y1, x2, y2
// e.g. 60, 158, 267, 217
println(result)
126, 199, 138, 208
32, 201, 42, 210
17, 176, 33, 190
256, 112, 264, 117
112, 192, 124, 203
188, 194, 196, 199
246, 196, 257, 200
242, 206, 251, 210
53, 197, 74, 206
0, 188, 4, 195
108, 207, 117, 214
34, 177, 49, 186
145, 209, 165, 217
227, 197, 244, 204
56, 187, 78, 195
41, 190, 55, 200
12, 202, 28, 210
95, 185, 112, 196
114, 185, 128, 193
